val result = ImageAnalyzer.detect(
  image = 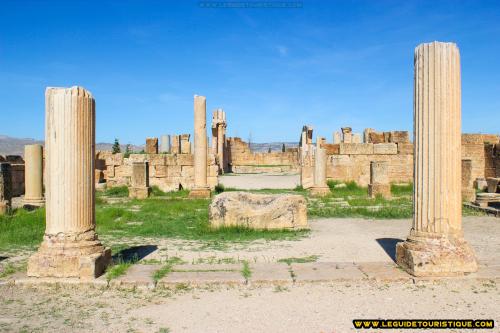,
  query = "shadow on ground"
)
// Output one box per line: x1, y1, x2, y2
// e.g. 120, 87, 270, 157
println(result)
376, 238, 404, 262
112, 245, 157, 263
